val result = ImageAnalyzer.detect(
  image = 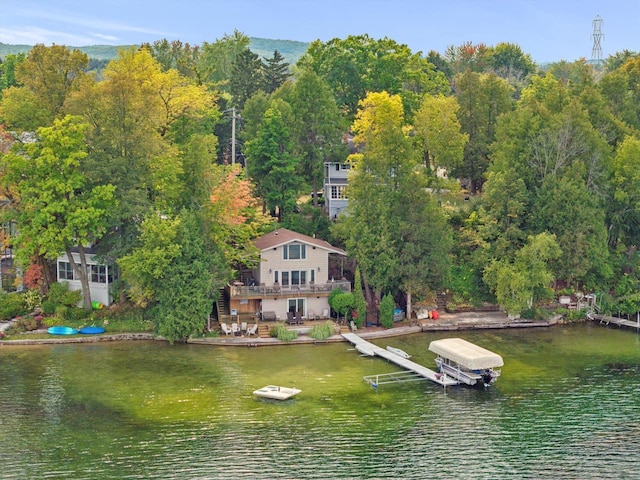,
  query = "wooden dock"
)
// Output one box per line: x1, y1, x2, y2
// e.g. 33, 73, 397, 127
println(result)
591, 314, 640, 331
342, 333, 459, 387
